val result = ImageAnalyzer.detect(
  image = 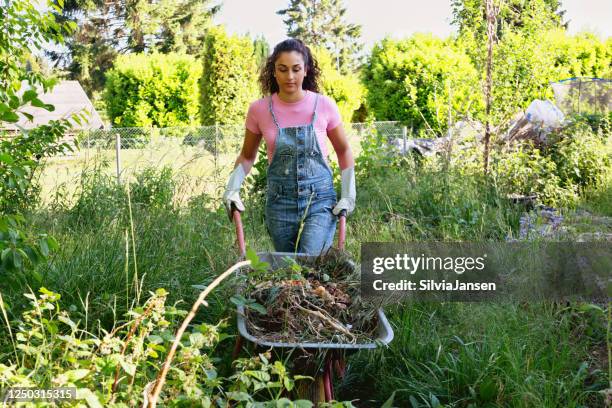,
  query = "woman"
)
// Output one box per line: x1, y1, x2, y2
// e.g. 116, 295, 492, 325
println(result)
222, 38, 356, 255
